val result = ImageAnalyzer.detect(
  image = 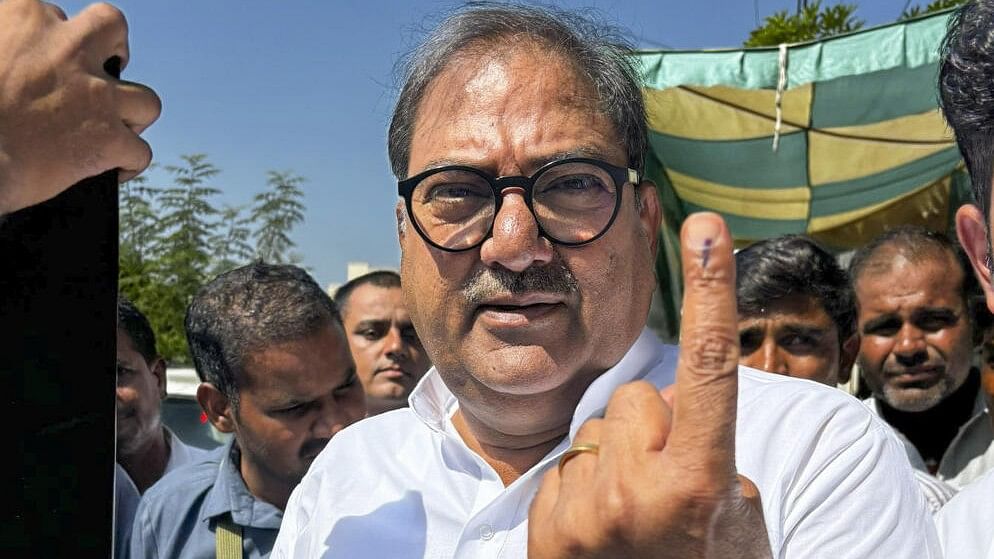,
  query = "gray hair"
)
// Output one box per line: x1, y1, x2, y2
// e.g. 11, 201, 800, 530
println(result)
388, 2, 647, 180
